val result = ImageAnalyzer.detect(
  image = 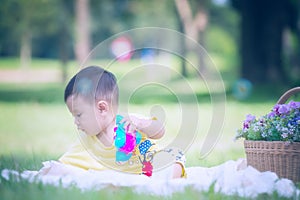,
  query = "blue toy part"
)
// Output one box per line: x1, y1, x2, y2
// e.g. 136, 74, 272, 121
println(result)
116, 150, 132, 162
116, 115, 123, 125
138, 140, 153, 155
114, 127, 126, 148
114, 115, 126, 148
